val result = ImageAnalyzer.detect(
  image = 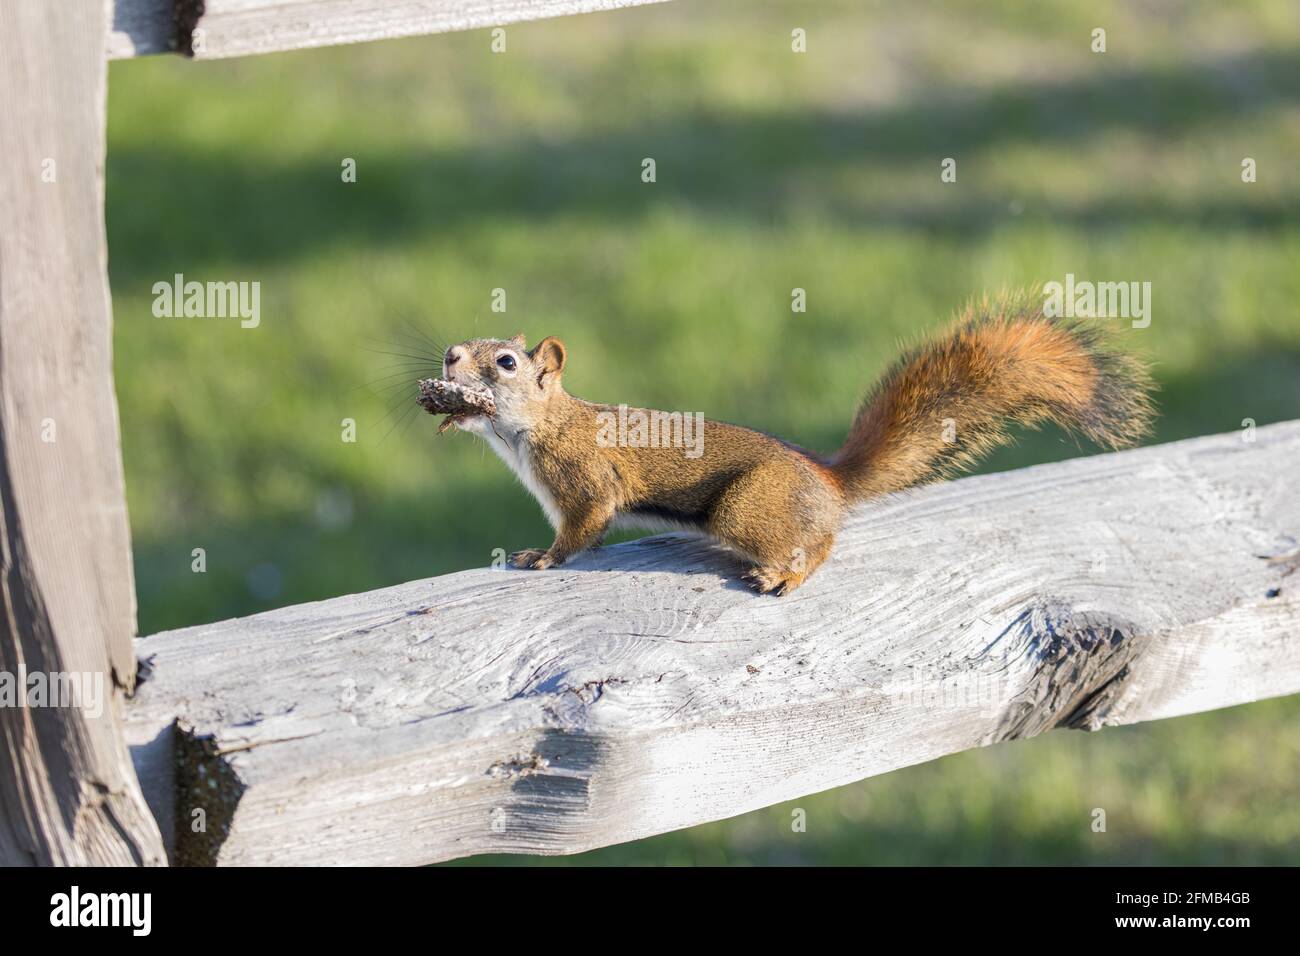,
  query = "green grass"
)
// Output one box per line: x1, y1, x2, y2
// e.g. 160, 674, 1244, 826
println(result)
106, 0, 1300, 864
